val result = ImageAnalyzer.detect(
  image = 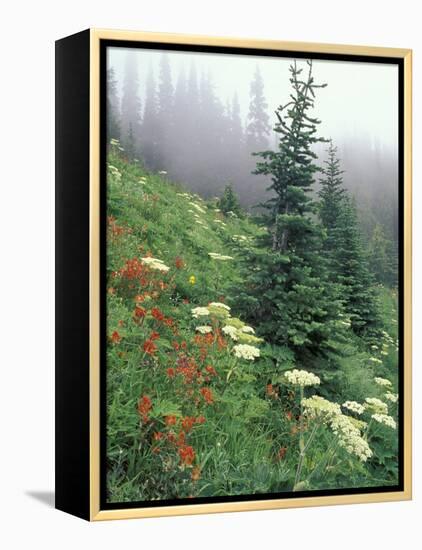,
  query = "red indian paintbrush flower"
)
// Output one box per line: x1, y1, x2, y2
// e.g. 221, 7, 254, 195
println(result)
179, 445, 195, 466
137, 395, 152, 422
143, 339, 157, 355
111, 331, 121, 344
200, 387, 214, 404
